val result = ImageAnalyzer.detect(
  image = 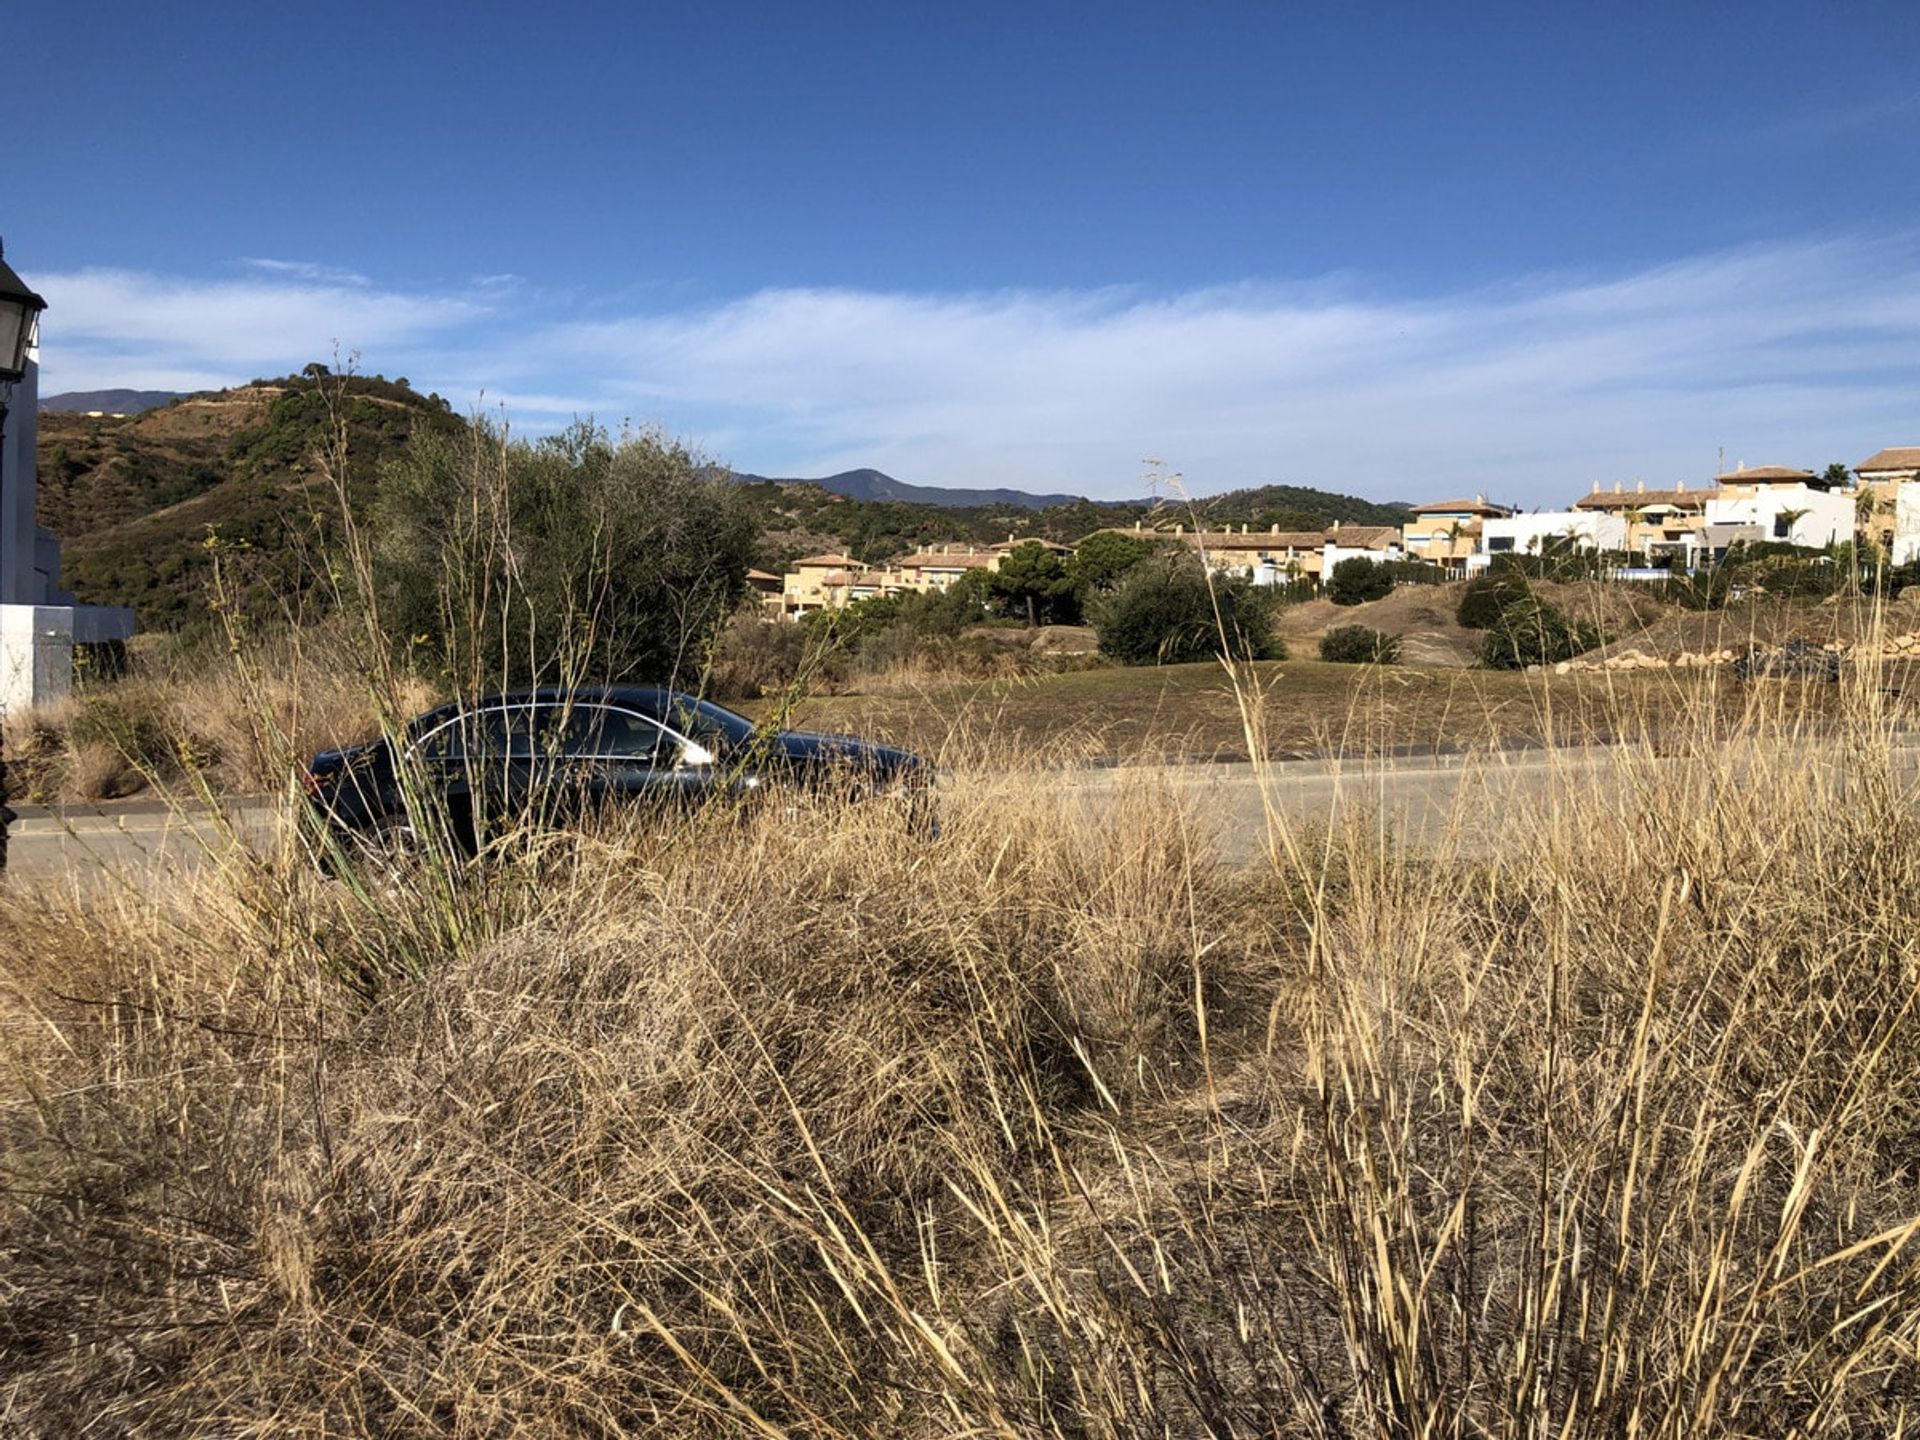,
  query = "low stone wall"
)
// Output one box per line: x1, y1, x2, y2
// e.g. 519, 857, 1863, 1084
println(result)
1551, 631, 1920, 675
